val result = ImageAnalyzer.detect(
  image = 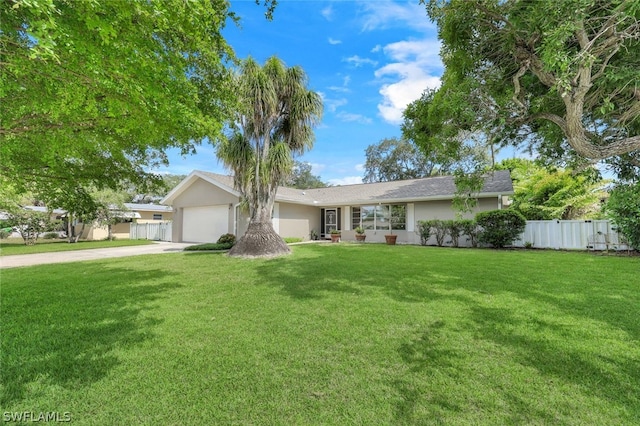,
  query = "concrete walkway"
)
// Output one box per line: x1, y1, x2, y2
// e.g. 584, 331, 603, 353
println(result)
0, 242, 193, 269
